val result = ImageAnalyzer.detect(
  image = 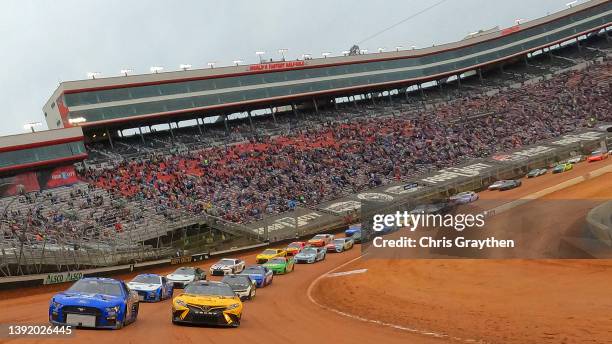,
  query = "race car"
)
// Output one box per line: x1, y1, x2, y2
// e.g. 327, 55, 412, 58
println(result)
587, 150, 609, 162
172, 280, 243, 327
256, 248, 287, 264
209, 258, 246, 276
295, 247, 326, 264
498, 179, 522, 191
566, 155, 583, 164
488, 180, 510, 190
449, 191, 479, 204
552, 162, 573, 174
326, 237, 354, 253
221, 275, 256, 301
408, 202, 452, 215
239, 265, 273, 287
527, 168, 547, 178
307, 234, 334, 247
345, 224, 361, 237
263, 257, 295, 274
49, 277, 139, 330
127, 274, 174, 302
166, 267, 206, 288
285, 241, 306, 256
